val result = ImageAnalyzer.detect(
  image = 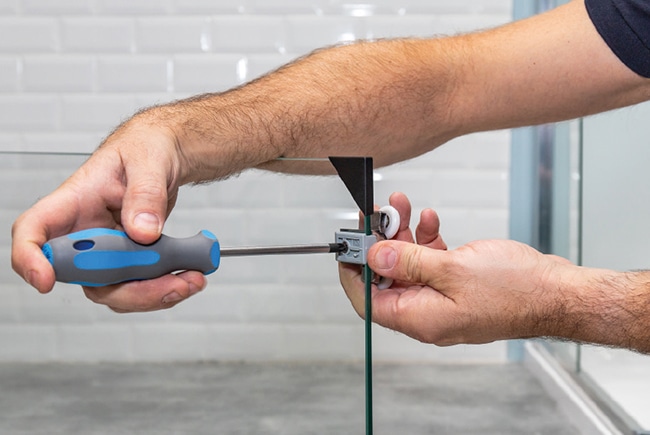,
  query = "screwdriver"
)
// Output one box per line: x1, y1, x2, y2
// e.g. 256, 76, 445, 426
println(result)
43, 228, 347, 287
